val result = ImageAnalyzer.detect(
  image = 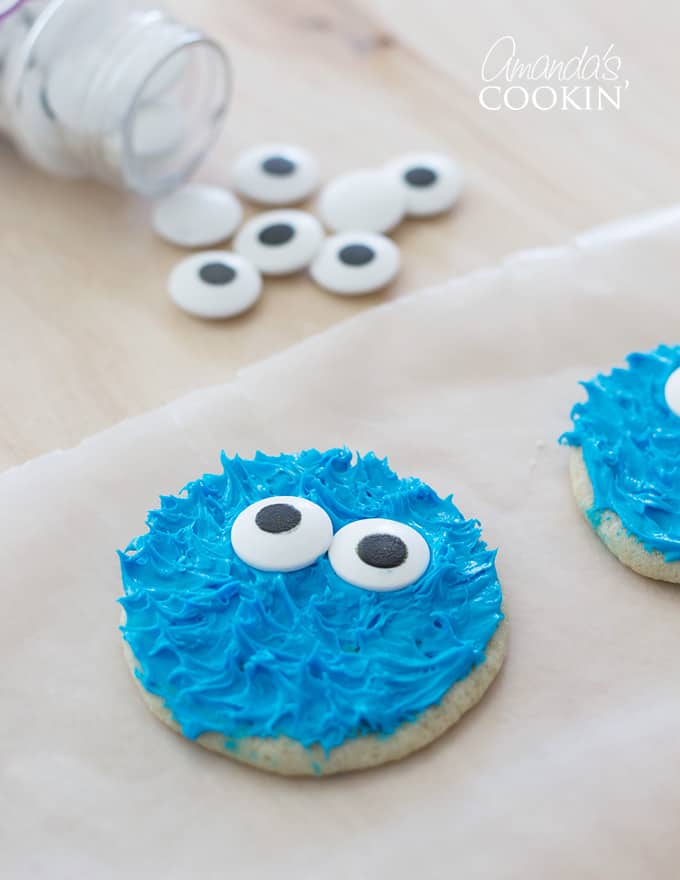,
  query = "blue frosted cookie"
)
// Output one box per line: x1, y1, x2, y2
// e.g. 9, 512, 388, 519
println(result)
562, 344, 680, 583
119, 449, 506, 775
